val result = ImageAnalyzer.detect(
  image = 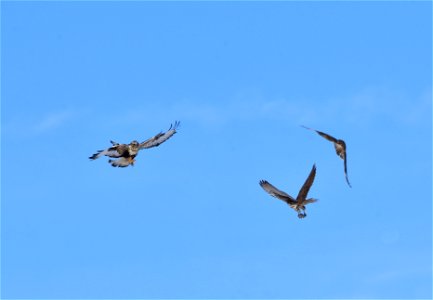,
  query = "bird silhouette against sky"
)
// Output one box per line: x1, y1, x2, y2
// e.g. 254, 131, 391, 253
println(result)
302, 125, 351, 188
89, 121, 180, 167
259, 164, 318, 219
